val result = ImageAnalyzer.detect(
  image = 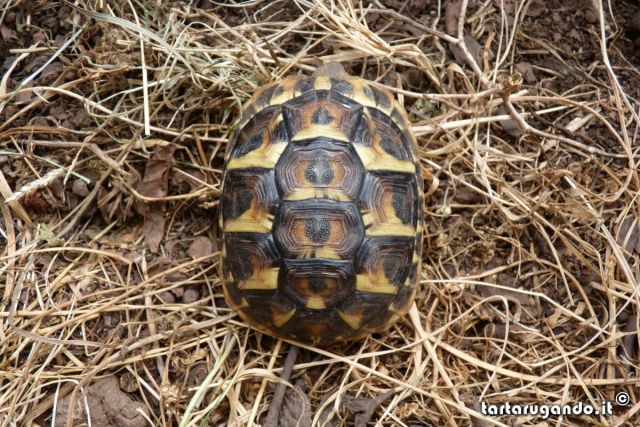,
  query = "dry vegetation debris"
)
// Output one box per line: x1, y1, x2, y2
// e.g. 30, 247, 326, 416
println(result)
1, 0, 640, 426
